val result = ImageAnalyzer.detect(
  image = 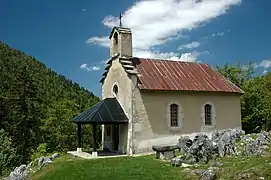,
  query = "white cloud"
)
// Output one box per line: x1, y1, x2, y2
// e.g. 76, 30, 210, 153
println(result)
203, 29, 230, 40
133, 50, 206, 62
80, 63, 101, 71
255, 60, 271, 69
263, 70, 268, 74
212, 32, 225, 37
87, 0, 241, 61
86, 36, 109, 48
178, 41, 200, 50
81, 9, 87, 12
